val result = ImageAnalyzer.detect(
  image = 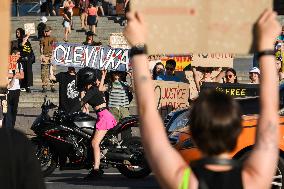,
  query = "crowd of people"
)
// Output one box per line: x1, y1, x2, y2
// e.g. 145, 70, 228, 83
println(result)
1, 1, 284, 188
